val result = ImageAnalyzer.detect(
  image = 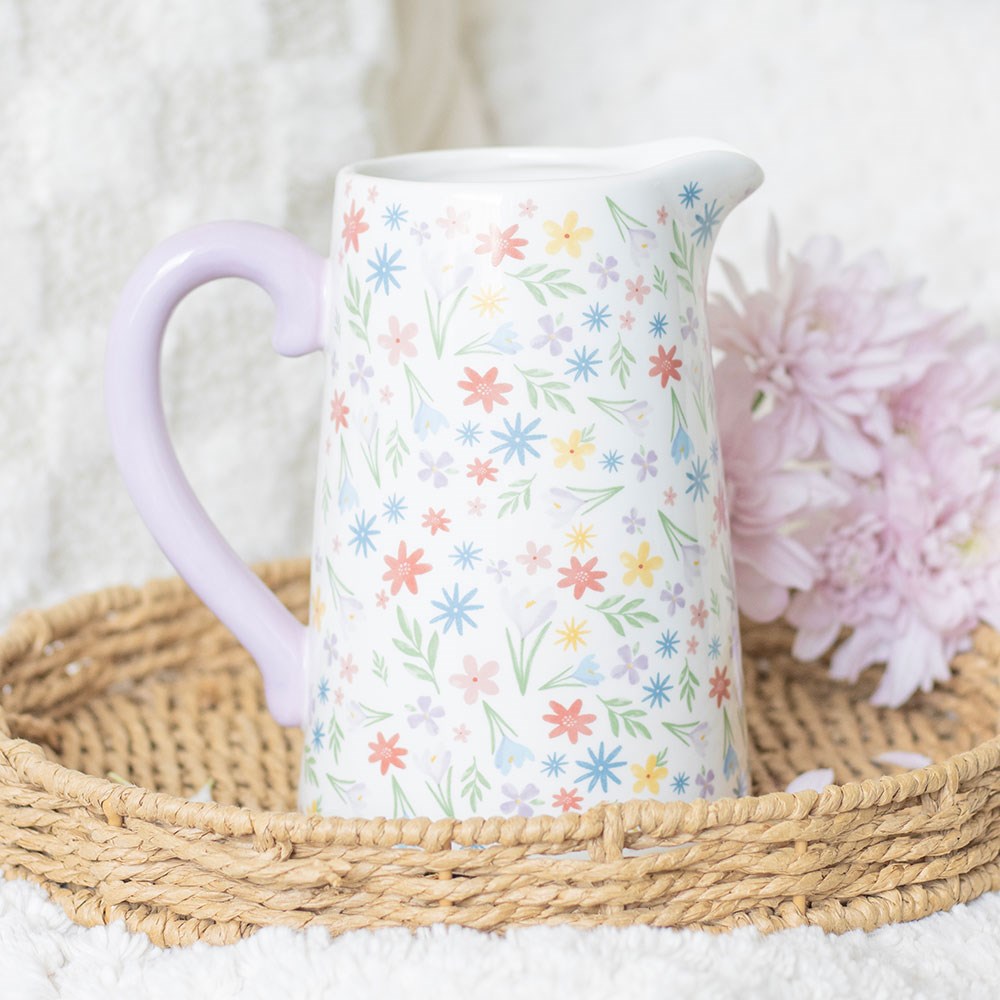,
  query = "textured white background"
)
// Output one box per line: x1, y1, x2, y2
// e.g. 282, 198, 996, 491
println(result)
1, 0, 998, 992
